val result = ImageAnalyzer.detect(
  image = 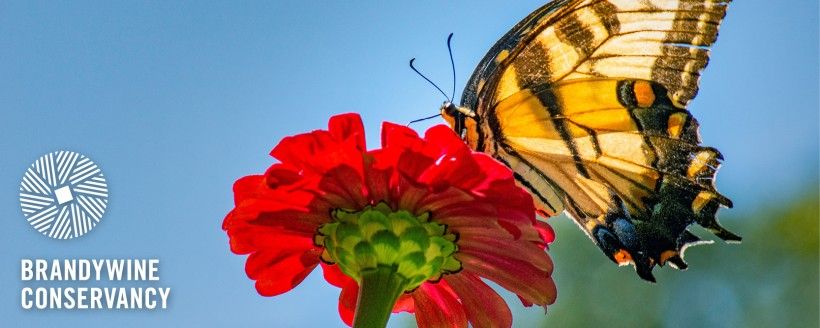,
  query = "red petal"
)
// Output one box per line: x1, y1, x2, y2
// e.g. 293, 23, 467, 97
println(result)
423, 125, 469, 156
518, 295, 533, 307
224, 183, 324, 254
246, 248, 320, 297
264, 163, 303, 188
363, 164, 392, 207
380, 122, 421, 149
477, 179, 535, 219
535, 220, 555, 246
338, 280, 359, 327
395, 149, 437, 183
317, 165, 368, 209
459, 235, 553, 272
457, 251, 557, 307
250, 208, 327, 233
328, 113, 366, 151
224, 198, 326, 243
418, 126, 485, 189
231, 174, 320, 214
496, 219, 522, 240
444, 274, 512, 328
412, 282, 468, 328
394, 294, 415, 313
228, 224, 315, 254
271, 130, 365, 179
321, 262, 354, 289
270, 132, 332, 169
232, 175, 266, 205
394, 174, 433, 214
471, 153, 515, 183
417, 186, 476, 211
